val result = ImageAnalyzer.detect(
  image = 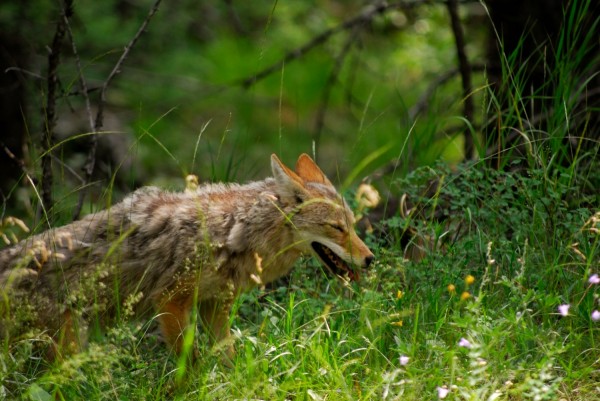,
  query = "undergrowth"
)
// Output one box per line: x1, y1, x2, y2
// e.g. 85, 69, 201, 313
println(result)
1, 159, 598, 400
